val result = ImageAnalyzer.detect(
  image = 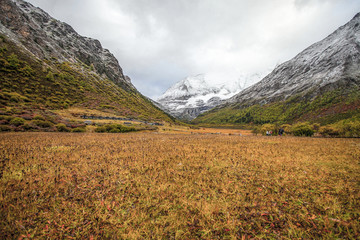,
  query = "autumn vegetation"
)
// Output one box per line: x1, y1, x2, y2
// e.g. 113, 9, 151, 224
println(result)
0, 34, 175, 125
0, 15, 359, 239
253, 120, 360, 137
193, 87, 360, 126
0, 132, 359, 239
